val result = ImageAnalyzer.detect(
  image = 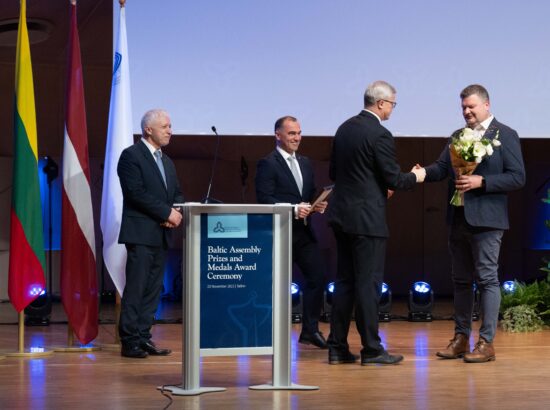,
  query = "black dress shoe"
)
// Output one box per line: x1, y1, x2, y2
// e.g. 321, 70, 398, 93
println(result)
328, 350, 358, 365
121, 345, 148, 358
361, 350, 403, 365
299, 331, 328, 349
140, 341, 172, 356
